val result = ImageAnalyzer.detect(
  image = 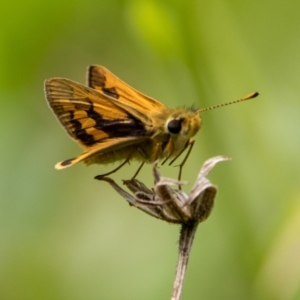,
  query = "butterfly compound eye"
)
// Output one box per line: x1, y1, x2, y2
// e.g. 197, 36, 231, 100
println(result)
167, 118, 183, 134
